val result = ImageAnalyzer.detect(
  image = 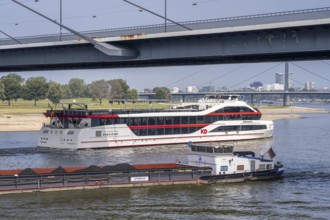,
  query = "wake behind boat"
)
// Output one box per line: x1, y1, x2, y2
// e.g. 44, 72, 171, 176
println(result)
38, 95, 273, 149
